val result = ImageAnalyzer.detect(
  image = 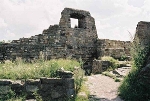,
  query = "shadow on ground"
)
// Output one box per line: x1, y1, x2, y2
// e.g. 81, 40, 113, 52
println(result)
89, 95, 123, 101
